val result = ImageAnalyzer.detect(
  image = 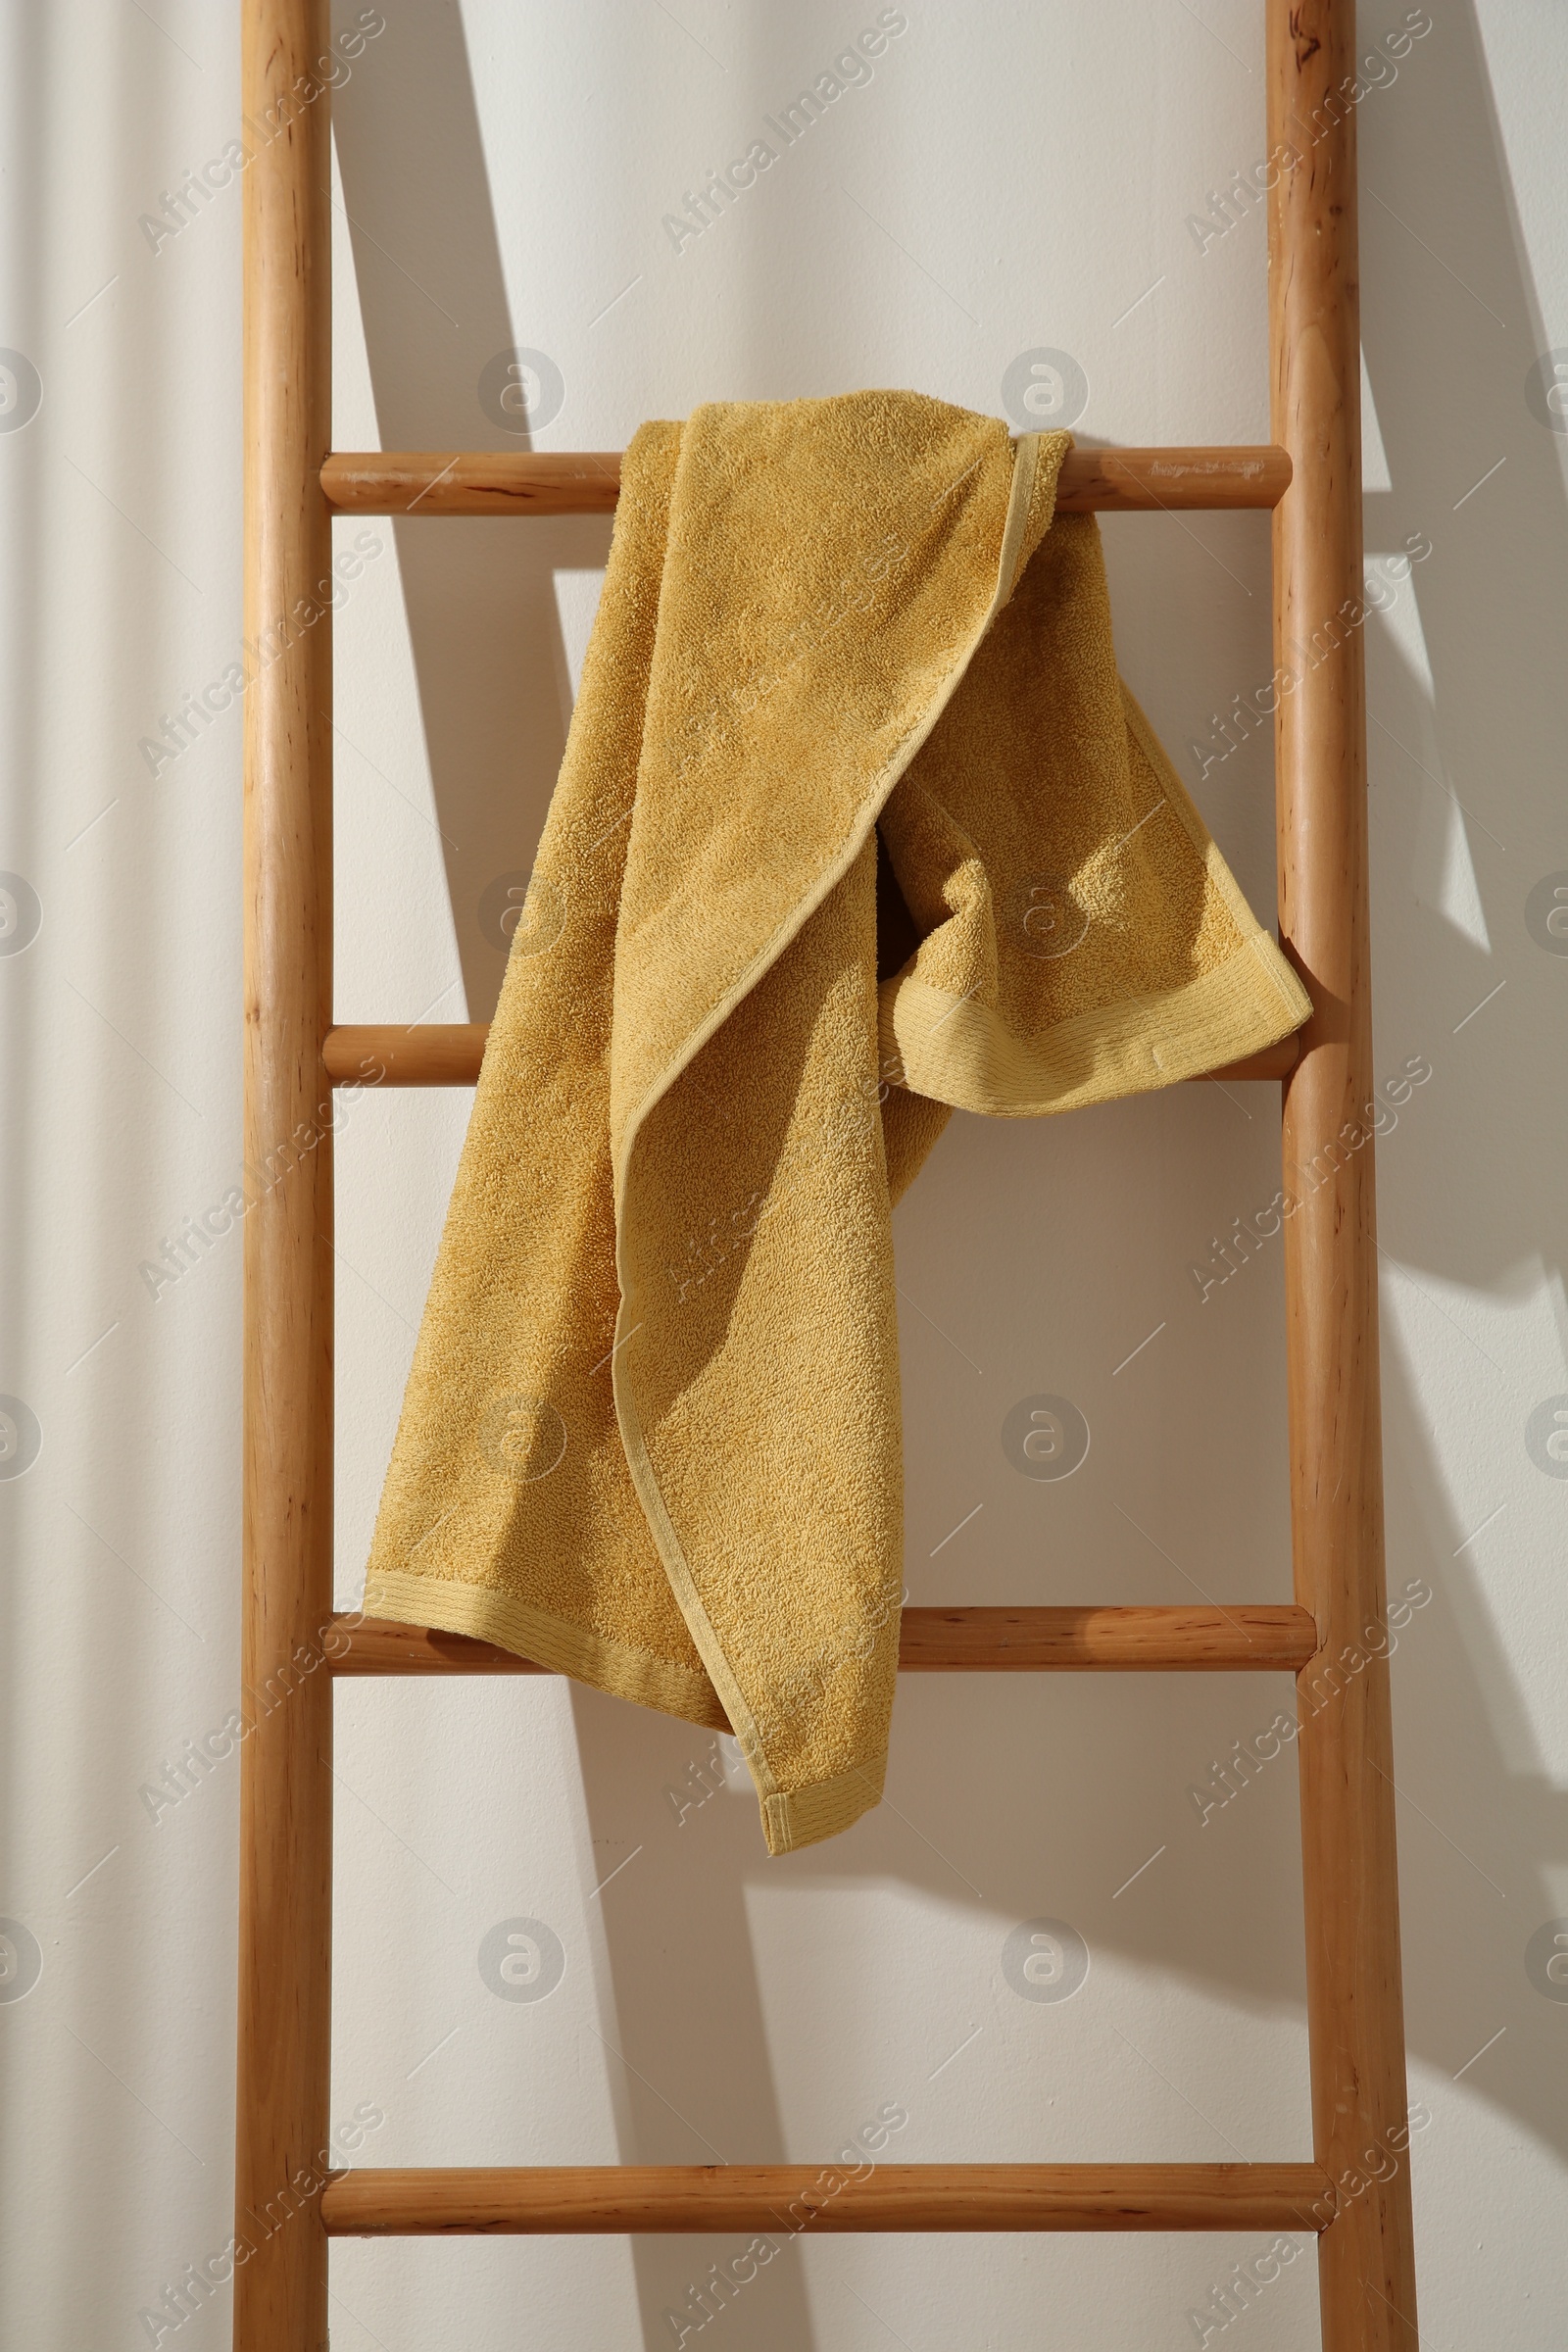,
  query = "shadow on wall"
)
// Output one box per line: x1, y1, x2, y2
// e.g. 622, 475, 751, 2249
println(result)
334, 2, 1568, 2344
1352, 0, 1568, 2183
329, 0, 612, 1029
332, 8, 824, 2347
